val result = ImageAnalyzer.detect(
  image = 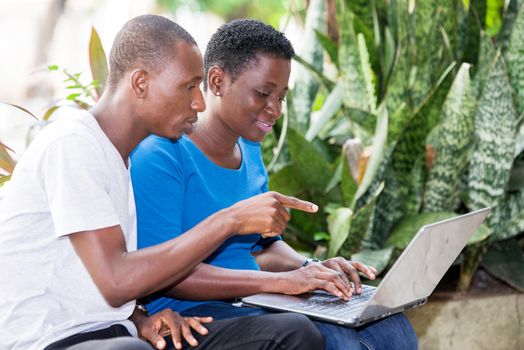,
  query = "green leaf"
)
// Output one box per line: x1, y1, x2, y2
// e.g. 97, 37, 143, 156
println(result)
424, 63, 476, 212
290, 0, 325, 133
305, 81, 343, 141
89, 26, 108, 98
268, 164, 303, 196
490, 189, 524, 240
472, 32, 497, 98
0, 175, 11, 186
66, 93, 81, 101
481, 239, 524, 292
42, 105, 60, 121
354, 104, 387, 203
339, 12, 376, 113
341, 152, 358, 206
47, 65, 59, 71
506, 4, 524, 118
351, 246, 395, 276
314, 29, 338, 66
286, 128, 331, 192
341, 184, 383, 255
327, 207, 353, 258
467, 53, 517, 211
498, 0, 522, 53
